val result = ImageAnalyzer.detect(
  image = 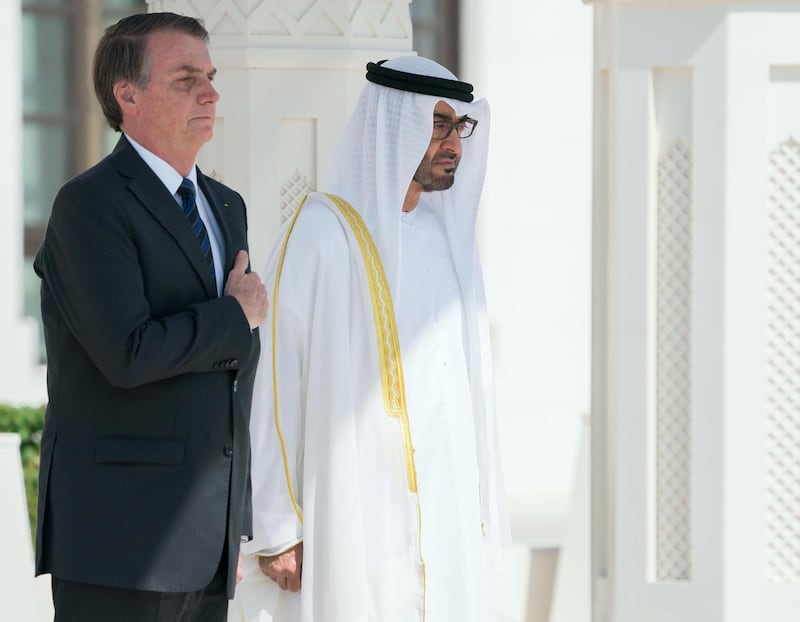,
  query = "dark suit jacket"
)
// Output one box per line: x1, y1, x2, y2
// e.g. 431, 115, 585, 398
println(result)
33, 135, 259, 598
